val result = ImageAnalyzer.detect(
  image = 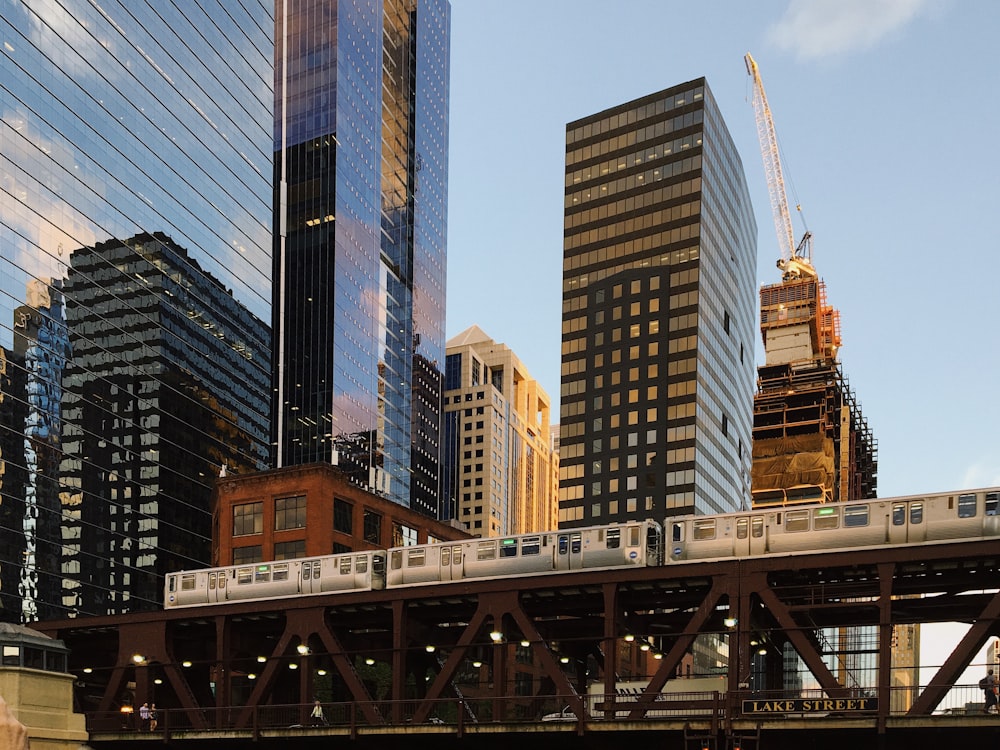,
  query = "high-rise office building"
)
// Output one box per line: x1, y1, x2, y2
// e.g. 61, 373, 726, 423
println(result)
559, 79, 757, 527
272, 0, 450, 519
1, 3, 272, 619
443, 325, 558, 536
